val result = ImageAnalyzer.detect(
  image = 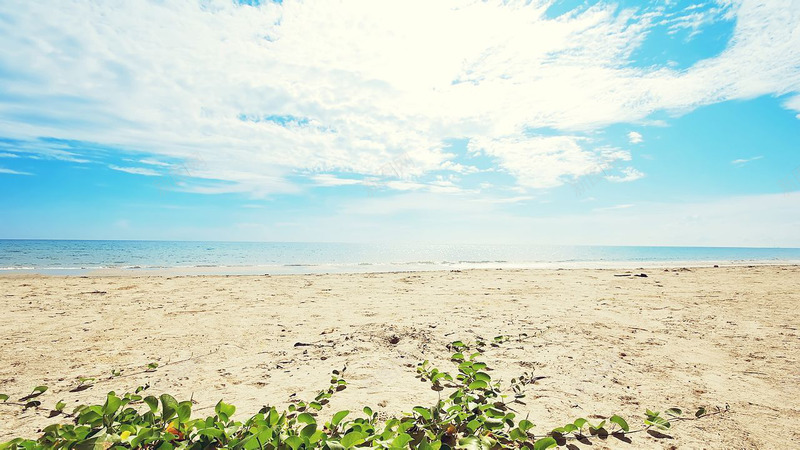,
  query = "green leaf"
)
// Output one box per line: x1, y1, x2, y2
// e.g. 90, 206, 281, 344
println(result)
308, 430, 325, 444
176, 401, 192, 423
518, 419, 534, 432
215, 400, 236, 422
645, 415, 671, 430
456, 436, 482, 450
562, 423, 578, 433
147, 363, 159, 371
665, 408, 682, 417
339, 431, 365, 448
484, 418, 504, 430
468, 380, 488, 390
331, 410, 349, 427
196, 428, 224, 439
474, 372, 491, 382
143, 396, 158, 414
413, 406, 432, 421
533, 437, 557, 450
284, 436, 303, 450
392, 433, 413, 448
362, 406, 373, 417
160, 394, 179, 421
609, 415, 629, 432
485, 407, 505, 418
297, 412, 316, 425
0, 394, 8, 402
300, 423, 317, 438
32, 386, 48, 395
695, 407, 706, 418
55, 400, 66, 412
267, 408, 279, 425
509, 428, 527, 441
590, 420, 606, 431
573, 418, 588, 429
102, 393, 122, 416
